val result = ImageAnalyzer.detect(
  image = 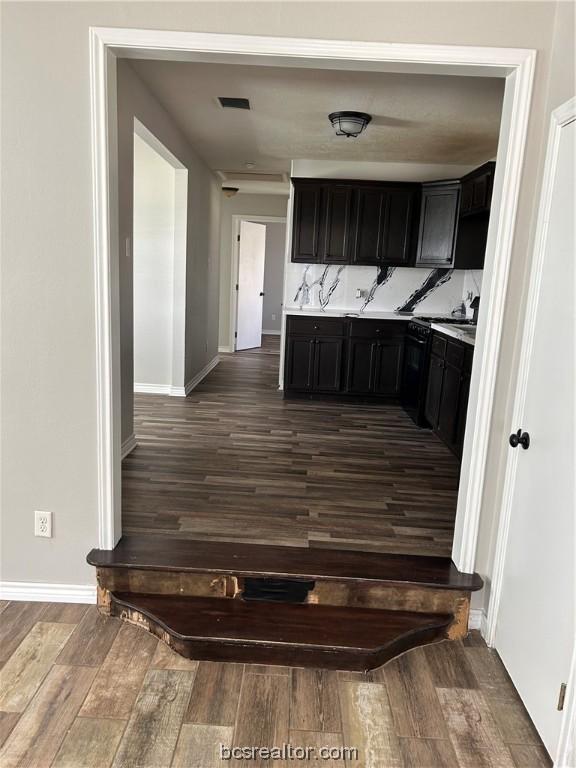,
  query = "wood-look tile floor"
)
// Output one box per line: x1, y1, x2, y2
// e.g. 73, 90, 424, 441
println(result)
123, 335, 460, 557
0, 601, 551, 768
